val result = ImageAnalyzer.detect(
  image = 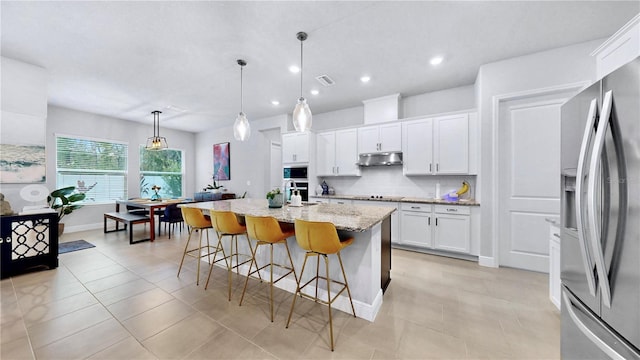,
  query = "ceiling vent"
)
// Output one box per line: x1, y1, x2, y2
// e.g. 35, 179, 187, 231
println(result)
315, 74, 335, 87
